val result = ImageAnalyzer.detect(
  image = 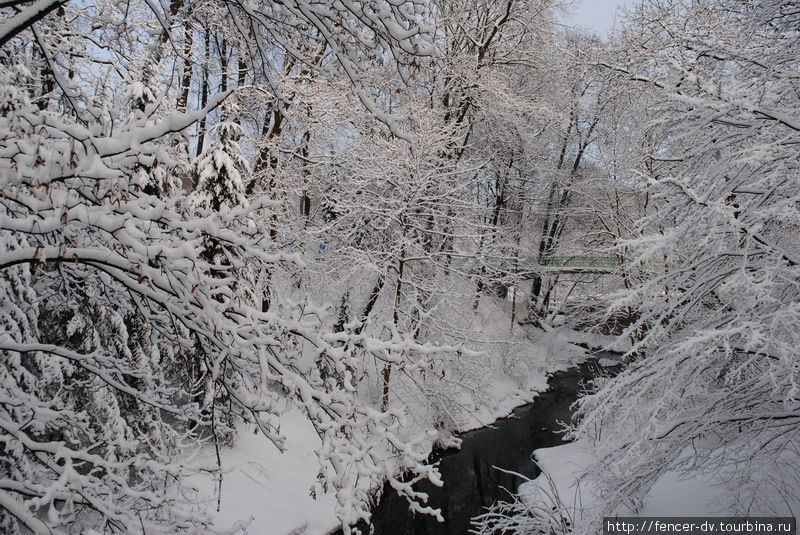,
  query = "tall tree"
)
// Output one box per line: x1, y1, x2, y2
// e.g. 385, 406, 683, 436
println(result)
522, 33, 617, 321
0, 1, 467, 533
569, 0, 800, 527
